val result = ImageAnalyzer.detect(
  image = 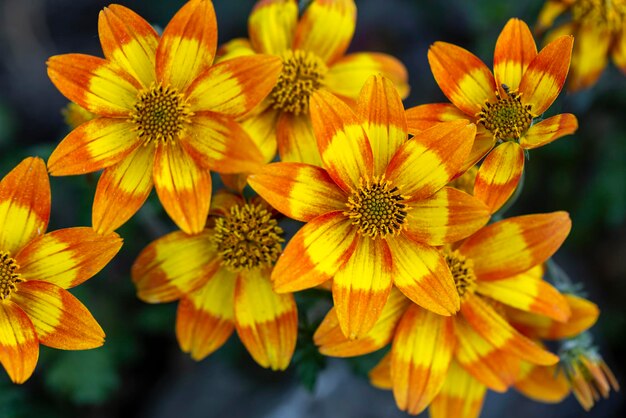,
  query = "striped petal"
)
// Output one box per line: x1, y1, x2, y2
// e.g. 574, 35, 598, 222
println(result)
569, 25, 611, 91
613, 26, 626, 76
248, 0, 298, 55
293, 0, 356, 65
369, 351, 392, 389
460, 294, 559, 365
391, 306, 454, 415
405, 103, 468, 134
493, 18, 537, 92
357, 74, 408, 176
155, 0, 217, 91
404, 187, 490, 246
458, 212, 571, 281
428, 42, 497, 115
240, 106, 279, 163
15, 227, 122, 289
473, 141, 525, 214
0, 301, 38, 384
153, 144, 213, 234
315, 288, 409, 357
12, 281, 104, 349
332, 236, 393, 339
0, 157, 49, 255
247, 162, 346, 222
325, 52, 409, 99
131, 230, 218, 303
514, 362, 570, 403
47, 54, 140, 116
521, 113, 577, 150
276, 112, 323, 166
47, 118, 141, 175
235, 268, 297, 370
310, 90, 374, 192
536, 0, 570, 34
92, 145, 154, 234
388, 234, 460, 316
386, 120, 476, 201
176, 270, 236, 360
429, 360, 487, 418
463, 128, 496, 172
186, 55, 282, 117
518, 35, 573, 115
215, 38, 255, 63
98, 4, 158, 87
271, 211, 357, 292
